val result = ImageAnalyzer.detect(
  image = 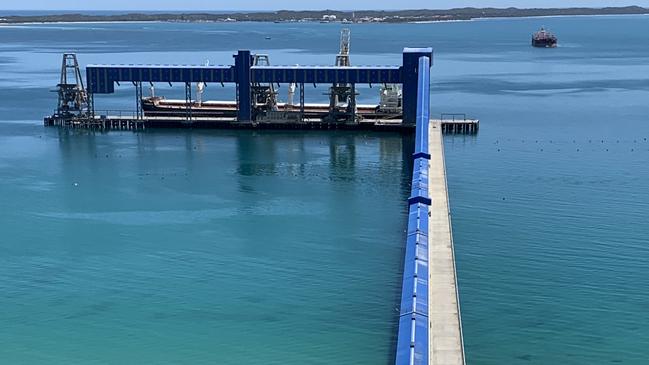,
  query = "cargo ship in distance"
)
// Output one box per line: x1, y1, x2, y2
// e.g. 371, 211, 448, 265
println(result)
532, 27, 558, 48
